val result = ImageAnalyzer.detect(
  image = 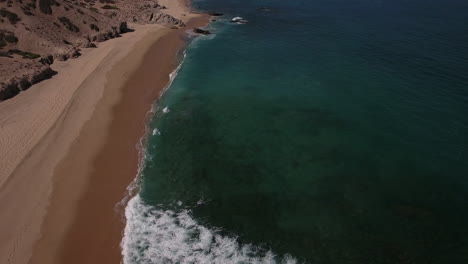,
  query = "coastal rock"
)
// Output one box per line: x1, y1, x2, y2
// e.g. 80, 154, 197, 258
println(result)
0, 64, 57, 101
29, 66, 57, 86
55, 53, 69, 61
0, 80, 20, 101
83, 42, 97, 48
208, 12, 223, 16
40, 55, 54, 65
70, 48, 81, 58
148, 12, 185, 27
193, 28, 211, 35
55, 47, 81, 61
92, 27, 121, 42
0, 0, 187, 102
119, 22, 131, 34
